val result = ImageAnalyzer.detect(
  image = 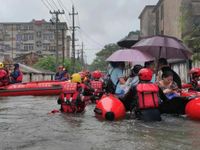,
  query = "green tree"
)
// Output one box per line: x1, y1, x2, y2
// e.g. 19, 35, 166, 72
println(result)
89, 43, 120, 71
33, 55, 82, 73
179, 2, 200, 61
